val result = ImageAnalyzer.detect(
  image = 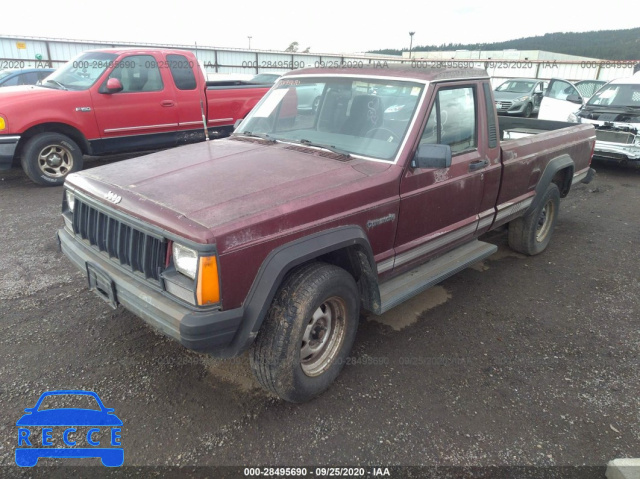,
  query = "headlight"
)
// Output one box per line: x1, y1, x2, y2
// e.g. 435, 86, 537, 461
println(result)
65, 190, 75, 212
173, 243, 198, 280
567, 112, 579, 123
515, 95, 530, 103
